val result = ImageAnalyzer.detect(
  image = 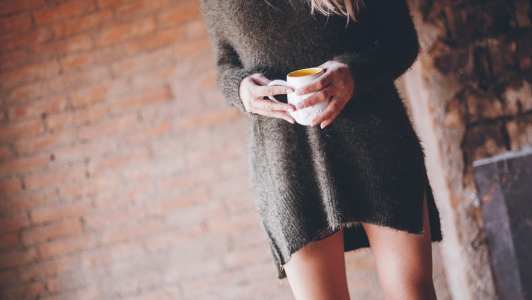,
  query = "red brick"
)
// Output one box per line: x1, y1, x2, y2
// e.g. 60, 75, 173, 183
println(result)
111, 271, 160, 297
51, 143, 94, 165
21, 218, 82, 245
0, 50, 26, 71
80, 242, 144, 268
159, 3, 201, 26
46, 286, 99, 300
94, 185, 151, 209
130, 66, 176, 91
19, 255, 77, 281
0, 28, 51, 51
84, 204, 145, 230
39, 234, 99, 259
211, 176, 250, 198
46, 104, 107, 130
186, 143, 244, 168
62, 47, 127, 71
183, 20, 208, 41
60, 174, 122, 199
47, 278, 58, 293
0, 153, 50, 176
2, 282, 47, 299
177, 108, 241, 130
0, 233, 19, 250
0, 118, 44, 140
0, 248, 39, 269
112, 48, 172, 76
207, 212, 260, 234
54, 10, 113, 38
124, 27, 183, 53
62, 67, 113, 91
34, 1, 95, 25
145, 224, 205, 252
129, 121, 172, 143
0, 270, 18, 288
8, 94, 67, 119
8, 79, 60, 105
120, 291, 165, 300
99, 18, 156, 46
30, 199, 92, 224
89, 148, 151, 175
0, 13, 32, 34
97, 0, 135, 9
181, 271, 241, 297
175, 38, 211, 57
25, 165, 86, 190
0, 212, 29, 234
110, 87, 171, 112
34, 34, 93, 55
0, 179, 23, 195
0, 0, 44, 15
160, 168, 219, 192
39, 296, 60, 300
117, 0, 164, 15
0, 189, 58, 214
0, 61, 60, 90
79, 114, 141, 141
223, 246, 269, 268
226, 192, 254, 214
70, 81, 128, 108
199, 72, 217, 88
148, 189, 210, 214
16, 129, 76, 155
102, 218, 164, 244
